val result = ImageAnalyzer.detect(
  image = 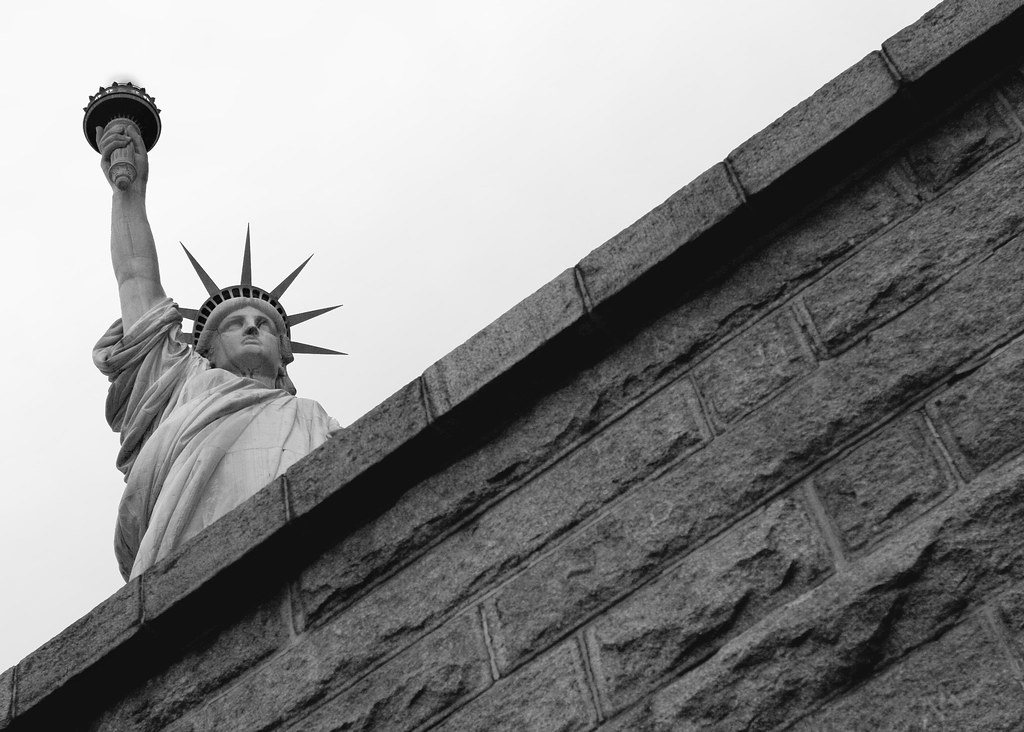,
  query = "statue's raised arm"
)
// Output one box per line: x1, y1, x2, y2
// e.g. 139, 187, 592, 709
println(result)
96, 122, 166, 331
